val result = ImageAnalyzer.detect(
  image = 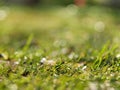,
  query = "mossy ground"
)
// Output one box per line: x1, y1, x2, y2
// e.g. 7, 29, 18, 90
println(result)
0, 5, 120, 90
